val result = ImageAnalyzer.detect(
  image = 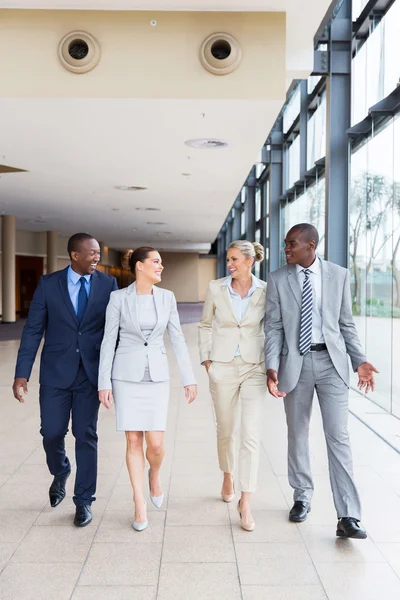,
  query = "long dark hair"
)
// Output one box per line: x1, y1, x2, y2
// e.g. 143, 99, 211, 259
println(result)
122, 246, 157, 280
